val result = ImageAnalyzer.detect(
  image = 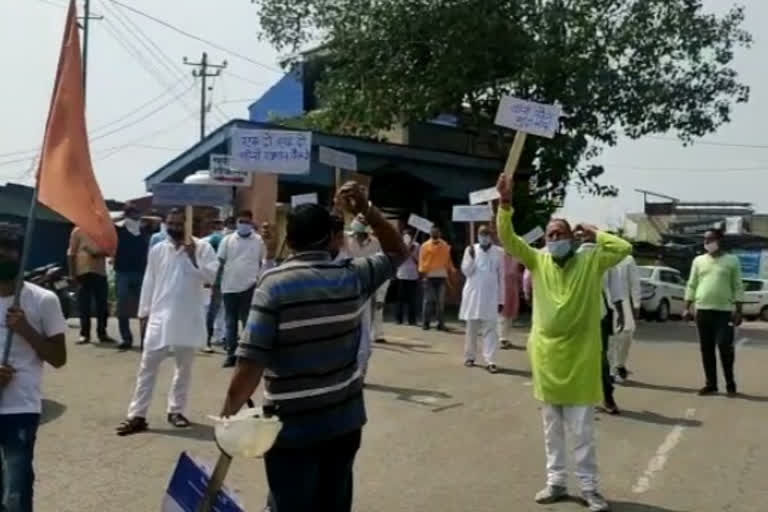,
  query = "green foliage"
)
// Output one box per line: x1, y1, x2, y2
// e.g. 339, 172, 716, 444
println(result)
257, 0, 751, 206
